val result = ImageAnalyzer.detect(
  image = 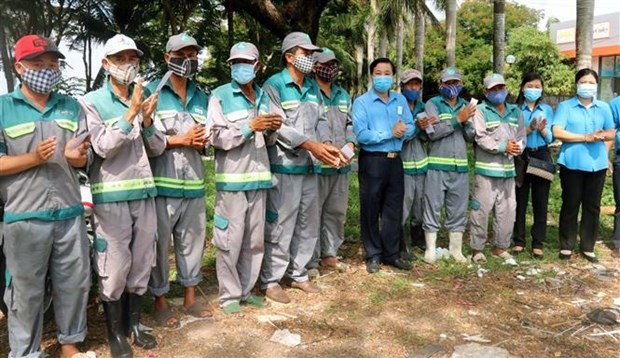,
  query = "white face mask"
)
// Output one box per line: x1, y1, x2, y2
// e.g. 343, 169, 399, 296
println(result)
107, 63, 138, 86
576, 83, 597, 99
